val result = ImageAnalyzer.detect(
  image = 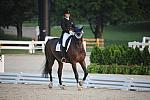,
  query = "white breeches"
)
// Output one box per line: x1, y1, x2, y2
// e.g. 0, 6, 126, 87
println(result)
62, 32, 72, 47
